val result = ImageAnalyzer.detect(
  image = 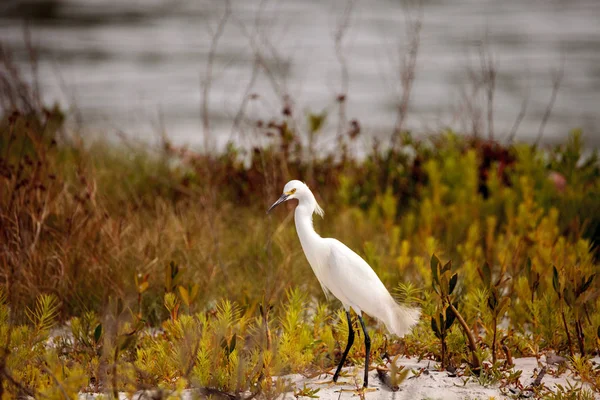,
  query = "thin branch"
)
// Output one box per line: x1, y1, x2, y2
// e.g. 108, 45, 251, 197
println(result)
447, 302, 481, 374
393, 2, 422, 141
506, 93, 529, 143
23, 24, 42, 113
233, 8, 288, 108
333, 0, 355, 139
201, 0, 231, 151
478, 41, 496, 141
228, 57, 261, 144
535, 67, 563, 147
